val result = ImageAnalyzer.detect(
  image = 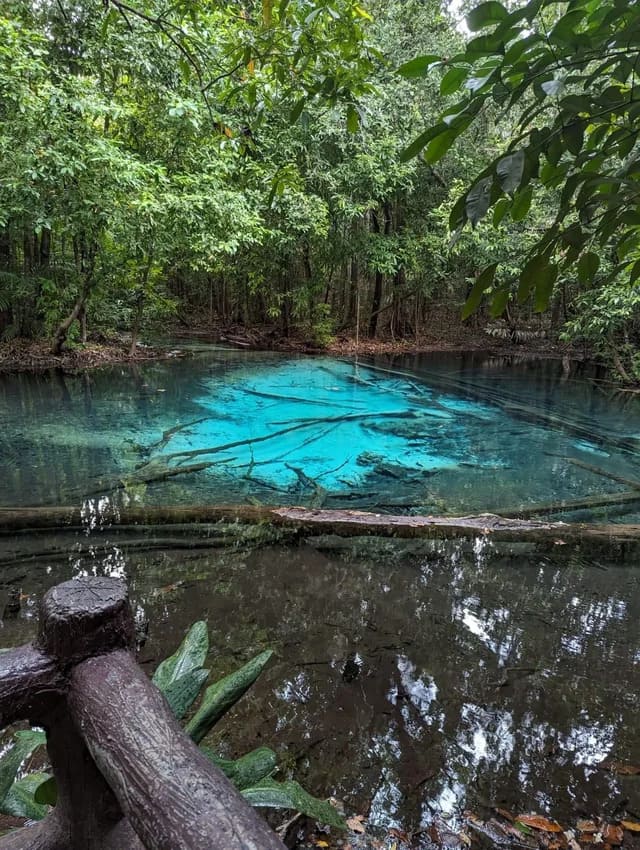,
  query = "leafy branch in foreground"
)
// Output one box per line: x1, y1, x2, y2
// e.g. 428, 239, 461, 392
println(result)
399, 0, 640, 318
0, 623, 345, 831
